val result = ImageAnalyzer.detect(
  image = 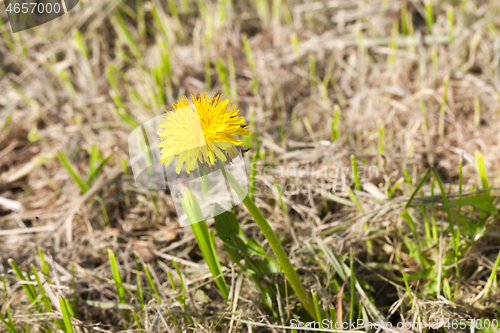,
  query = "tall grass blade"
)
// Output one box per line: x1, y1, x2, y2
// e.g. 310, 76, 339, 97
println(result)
180, 188, 229, 300
86, 154, 112, 187
59, 297, 74, 333
350, 155, 361, 191
348, 188, 364, 214
447, 6, 454, 43
112, 11, 141, 60
30, 266, 51, 312
483, 250, 500, 301
37, 247, 49, 276
56, 152, 88, 194
431, 168, 459, 274
309, 54, 316, 93
349, 248, 355, 325
108, 250, 126, 305
132, 309, 142, 329
438, 76, 449, 139
475, 151, 489, 191
331, 106, 340, 142
474, 94, 481, 126
248, 140, 260, 200
216, 58, 230, 97
9, 259, 36, 303
171, 260, 187, 308
311, 290, 322, 322
142, 262, 161, 304
405, 168, 432, 208
0, 311, 18, 333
